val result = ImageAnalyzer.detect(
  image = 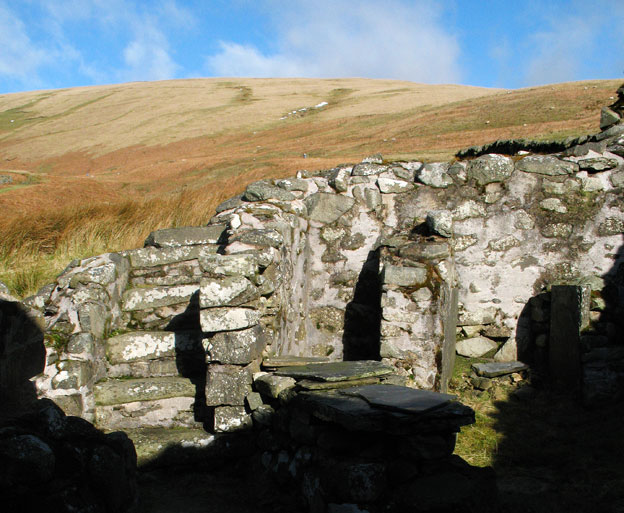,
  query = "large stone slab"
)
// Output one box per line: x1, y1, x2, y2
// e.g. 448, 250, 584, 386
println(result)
275, 360, 394, 382
94, 377, 196, 406
198, 253, 259, 277
294, 389, 474, 434
200, 307, 260, 332
340, 384, 456, 415
122, 285, 198, 311
214, 406, 253, 432
515, 155, 578, 176
305, 193, 355, 224
262, 356, 331, 369
125, 245, 208, 268
243, 180, 296, 201
471, 361, 528, 378
106, 331, 203, 364
205, 325, 267, 364
95, 396, 198, 429
466, 154, 514, 185
144, 225, 226, 248
205, 364, 252, 406
124, 427, 216, 466
199, 276, 257, 308
456, 336, 498, 358
382, 264, 428, 287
